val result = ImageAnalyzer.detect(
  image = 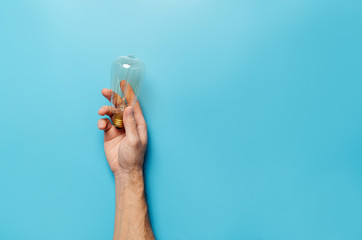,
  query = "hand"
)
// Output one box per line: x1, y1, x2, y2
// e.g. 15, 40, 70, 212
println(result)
98, 87, 154, 240
97, 88, 148, 175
